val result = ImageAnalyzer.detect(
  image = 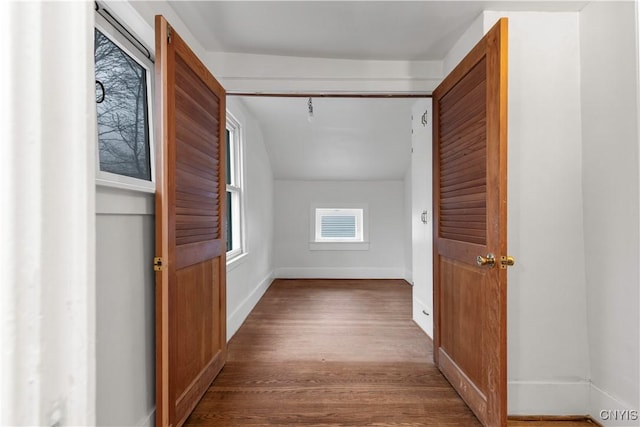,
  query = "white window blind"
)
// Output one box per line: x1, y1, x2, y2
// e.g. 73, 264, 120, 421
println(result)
315, 208, 363, 242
